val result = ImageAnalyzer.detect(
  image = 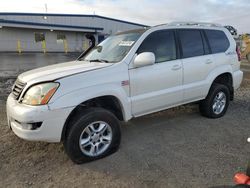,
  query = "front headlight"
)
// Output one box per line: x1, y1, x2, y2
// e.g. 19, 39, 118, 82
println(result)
22, 82, 59, 105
